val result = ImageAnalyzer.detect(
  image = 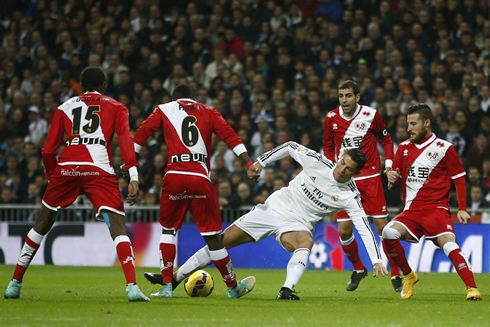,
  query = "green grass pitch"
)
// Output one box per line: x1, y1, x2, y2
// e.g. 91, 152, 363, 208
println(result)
1, 265, 489, 327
